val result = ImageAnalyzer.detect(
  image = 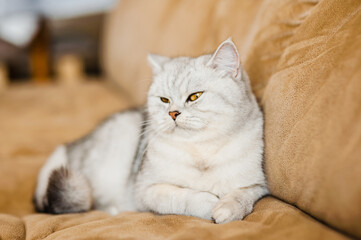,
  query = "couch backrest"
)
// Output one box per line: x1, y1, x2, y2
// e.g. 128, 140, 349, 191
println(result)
102, 0, 361, 238
102, 0, 265, 104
